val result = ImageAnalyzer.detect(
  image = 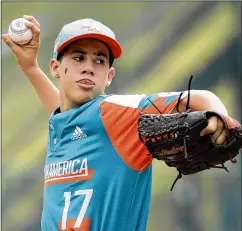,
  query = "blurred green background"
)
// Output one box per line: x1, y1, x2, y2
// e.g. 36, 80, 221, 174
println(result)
2, 1, 241, 231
